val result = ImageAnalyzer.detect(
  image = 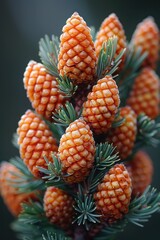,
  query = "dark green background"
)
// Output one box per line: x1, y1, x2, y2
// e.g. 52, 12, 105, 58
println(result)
0, 0, 160, 239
